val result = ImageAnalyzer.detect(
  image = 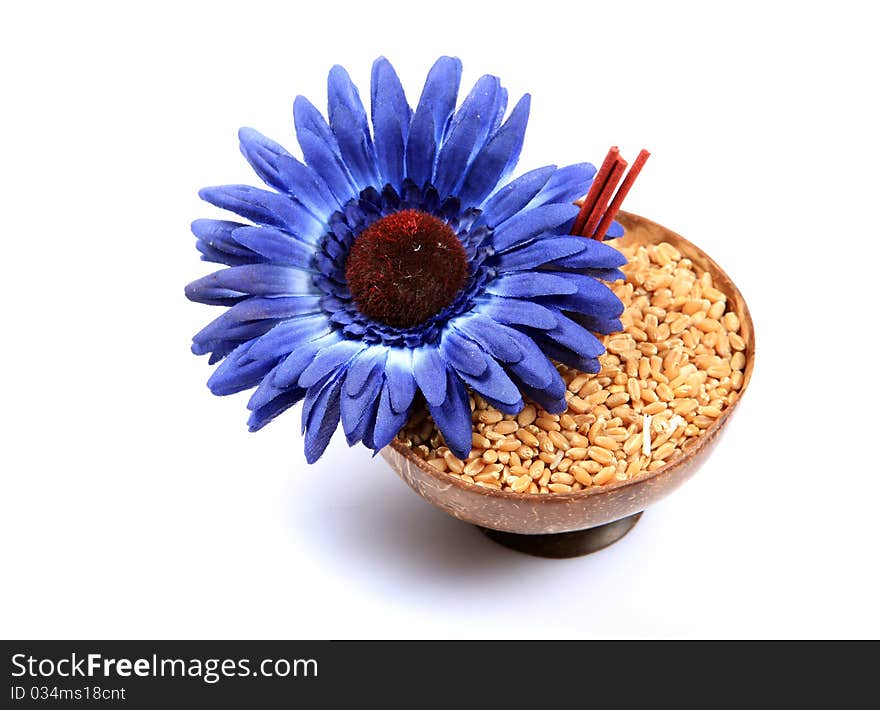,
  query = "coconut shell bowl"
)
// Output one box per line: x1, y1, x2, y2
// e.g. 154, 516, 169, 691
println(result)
380, 211, 755, 558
